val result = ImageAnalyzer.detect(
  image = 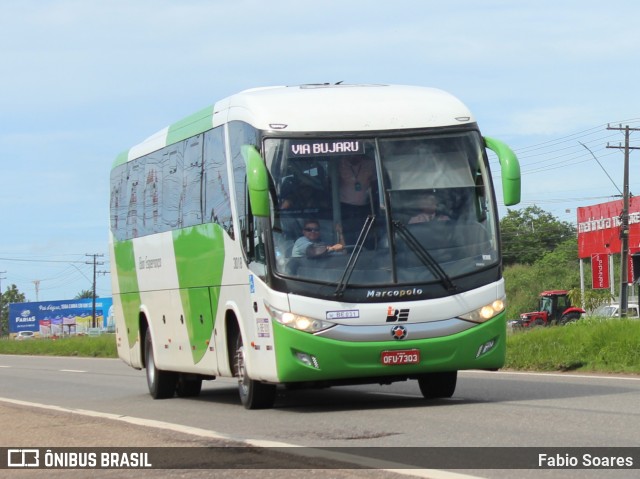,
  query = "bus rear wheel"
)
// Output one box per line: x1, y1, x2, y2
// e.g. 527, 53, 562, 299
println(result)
417, 371, 457, 399
145, 329, 178, 399
234, 334, 276, 409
